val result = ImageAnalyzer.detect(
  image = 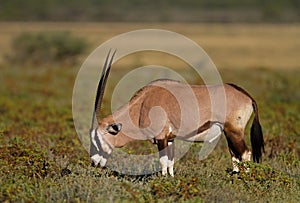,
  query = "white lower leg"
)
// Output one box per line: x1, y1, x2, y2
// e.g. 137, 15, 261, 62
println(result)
242, 150, 252, 161
167, 141, 174, 176
160, 155, 168, 176
242, 150, 252, 172
168, 158, 174, 177
232, 150, 252, 173
232, 156, 240, 172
